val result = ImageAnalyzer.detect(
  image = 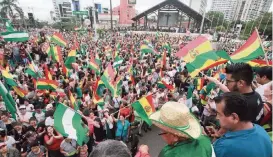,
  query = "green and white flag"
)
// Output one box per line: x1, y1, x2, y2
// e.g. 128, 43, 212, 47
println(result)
54, 103, 89, 145
5, 20, 14, 32
0, 81, 16, 120
1, 31, 29, 42
113, 56, 123, 69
